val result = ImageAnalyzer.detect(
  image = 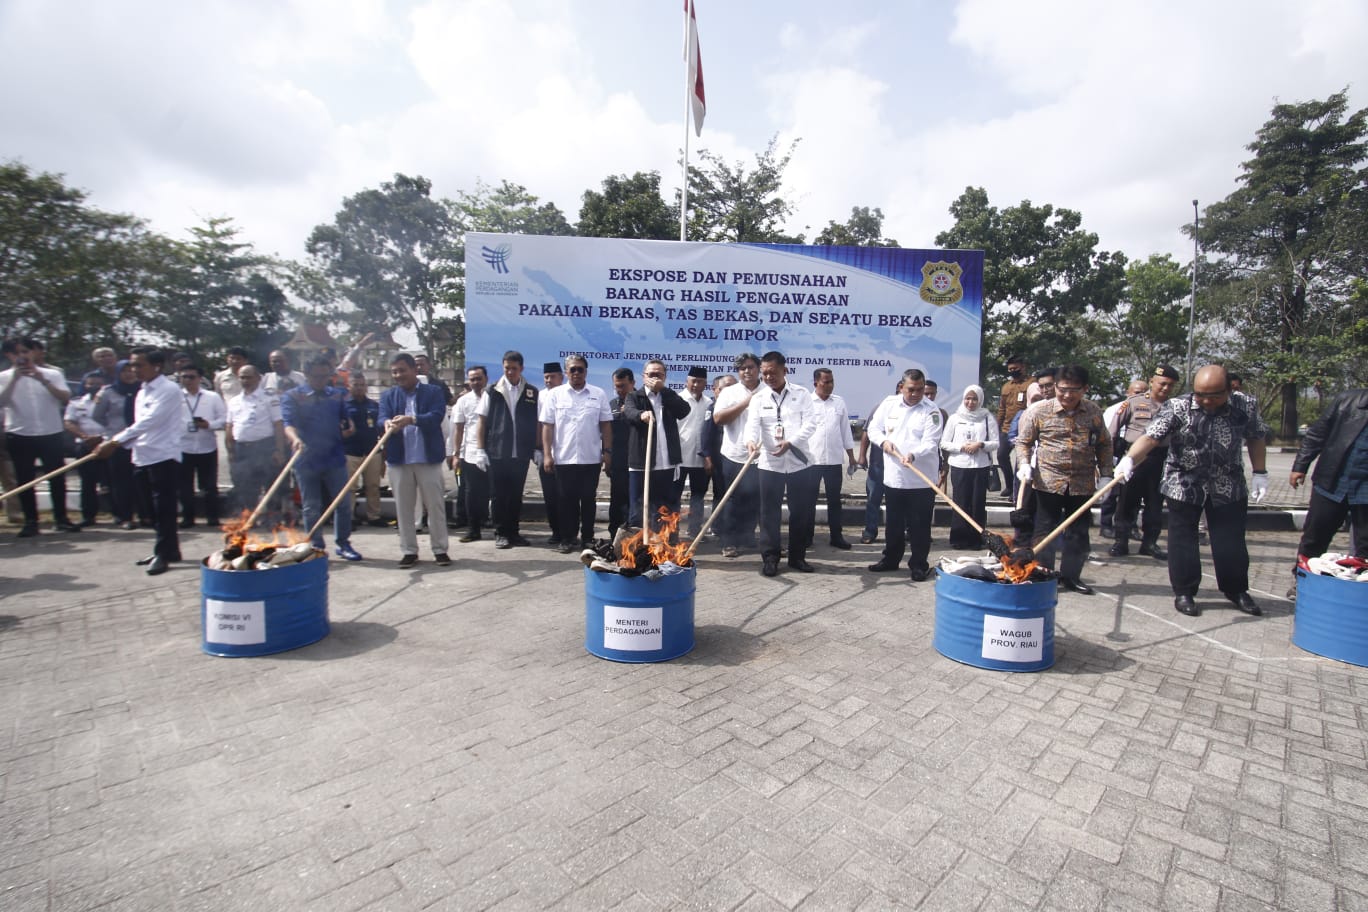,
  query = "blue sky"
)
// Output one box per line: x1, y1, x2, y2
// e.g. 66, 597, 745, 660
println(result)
3, 0, 1365, 269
